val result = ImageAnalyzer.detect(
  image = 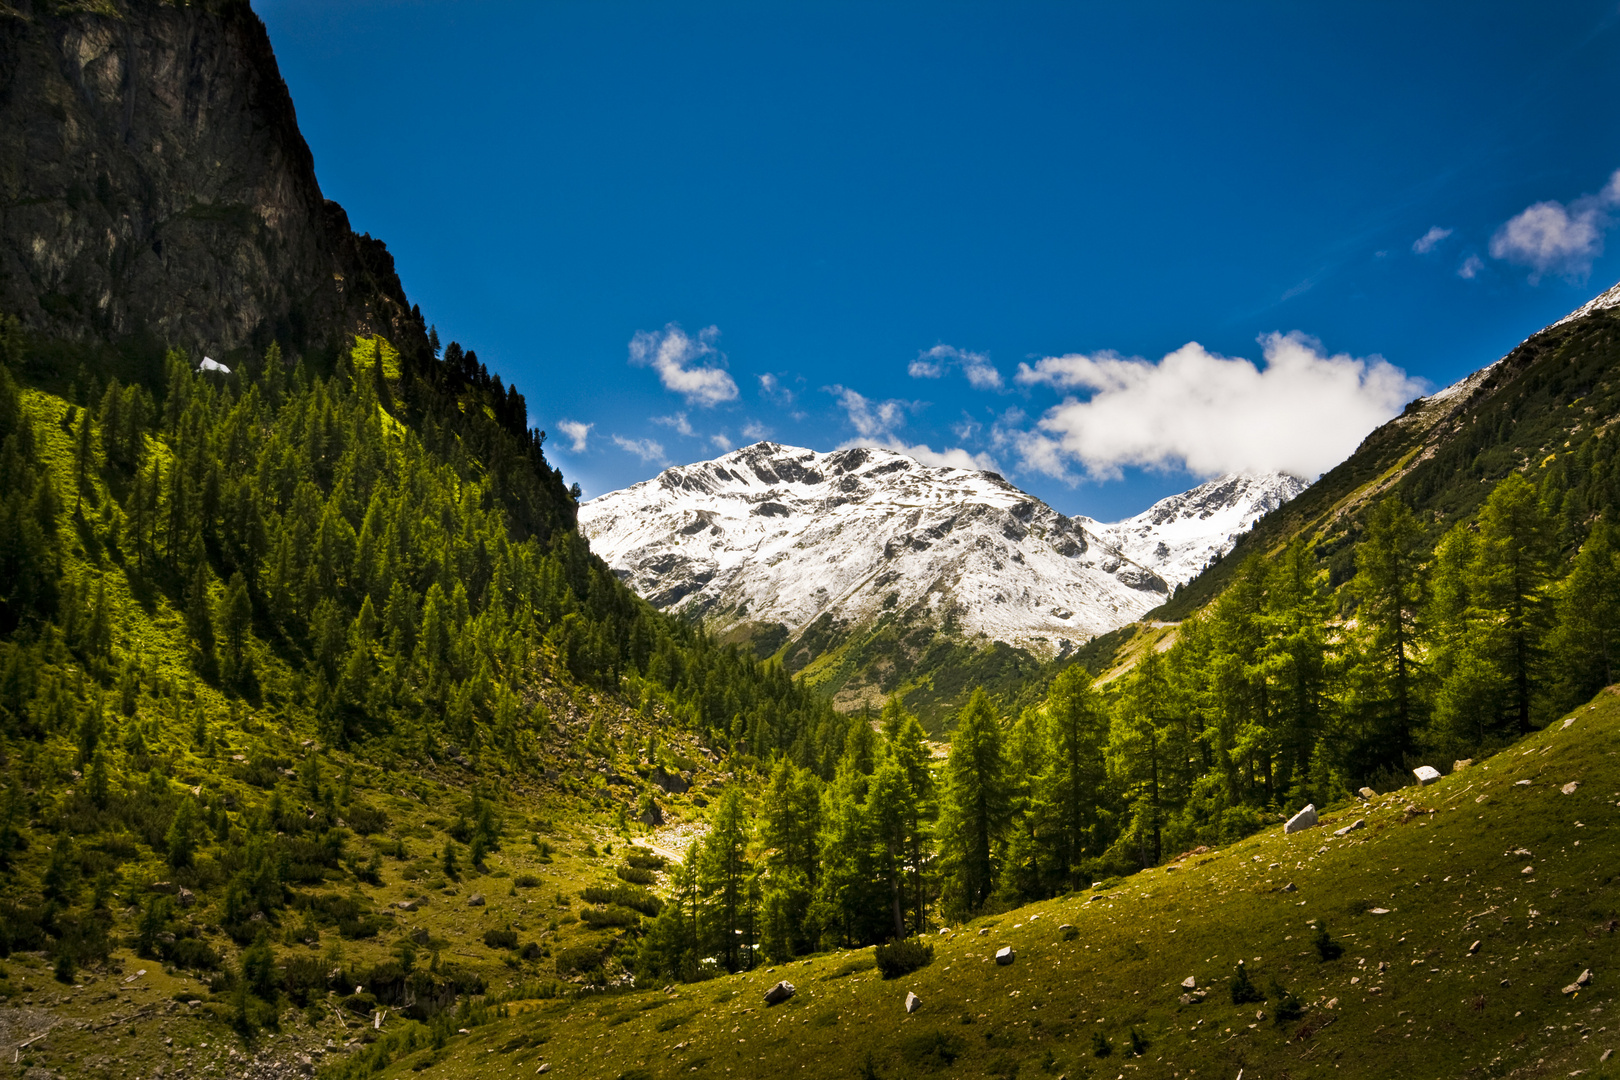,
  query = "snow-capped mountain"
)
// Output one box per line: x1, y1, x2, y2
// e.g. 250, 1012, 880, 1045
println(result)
579, 442, 1303, 660
1088, 473, 1308, 590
